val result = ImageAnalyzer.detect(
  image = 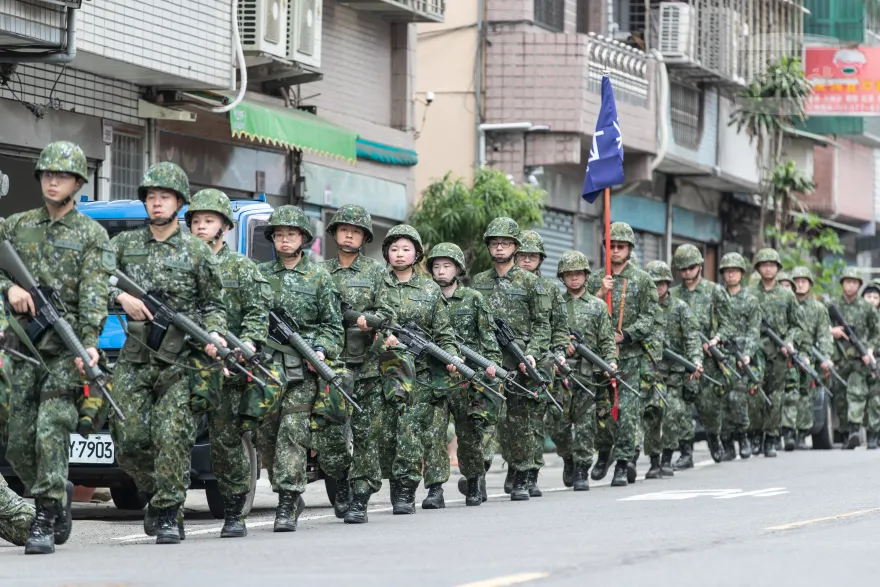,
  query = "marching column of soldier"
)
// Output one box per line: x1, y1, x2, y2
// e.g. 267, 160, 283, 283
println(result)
1, 142, 879, 553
